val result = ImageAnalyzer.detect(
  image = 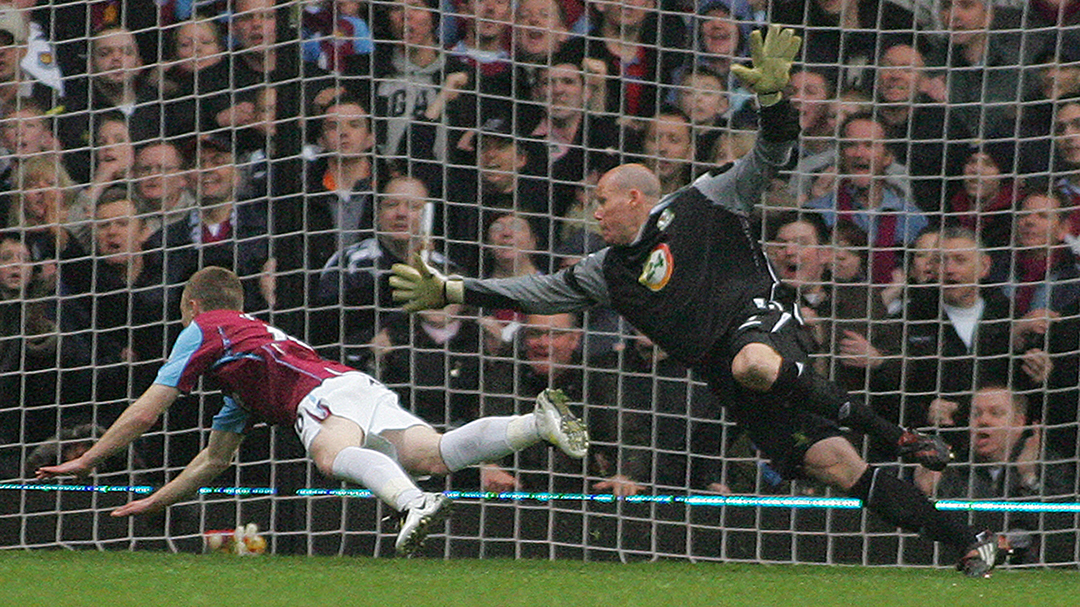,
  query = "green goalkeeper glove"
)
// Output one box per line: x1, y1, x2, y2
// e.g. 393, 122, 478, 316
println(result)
390, 252, 464, 312
730, 24, 802, 106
